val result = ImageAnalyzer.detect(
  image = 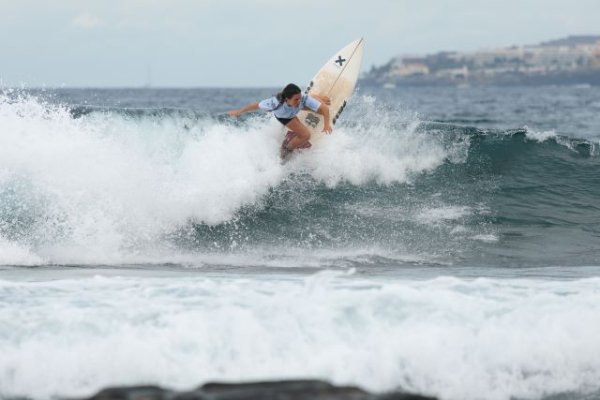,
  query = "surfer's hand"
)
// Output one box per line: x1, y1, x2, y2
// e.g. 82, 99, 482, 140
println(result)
323, 123, 333, 134
227, 110, 241, 117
